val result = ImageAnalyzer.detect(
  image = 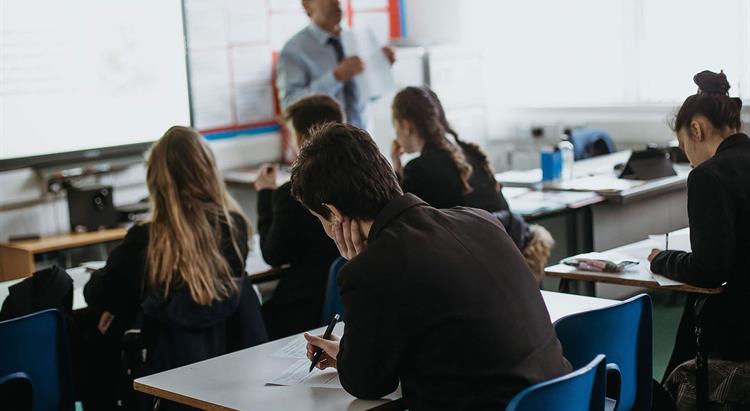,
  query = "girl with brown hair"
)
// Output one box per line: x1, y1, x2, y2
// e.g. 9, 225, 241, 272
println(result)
81, 126, 266, 408
390, 87, 554, 282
